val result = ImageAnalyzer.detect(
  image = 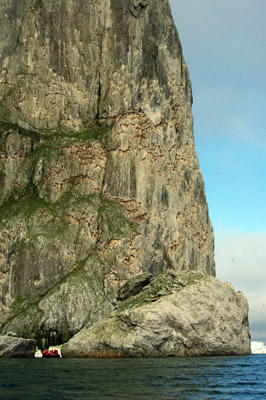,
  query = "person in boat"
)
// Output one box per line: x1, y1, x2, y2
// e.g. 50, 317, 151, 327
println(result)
42, 349, 51, 357
52, 349, 60, 358
42, 349, 60, 358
